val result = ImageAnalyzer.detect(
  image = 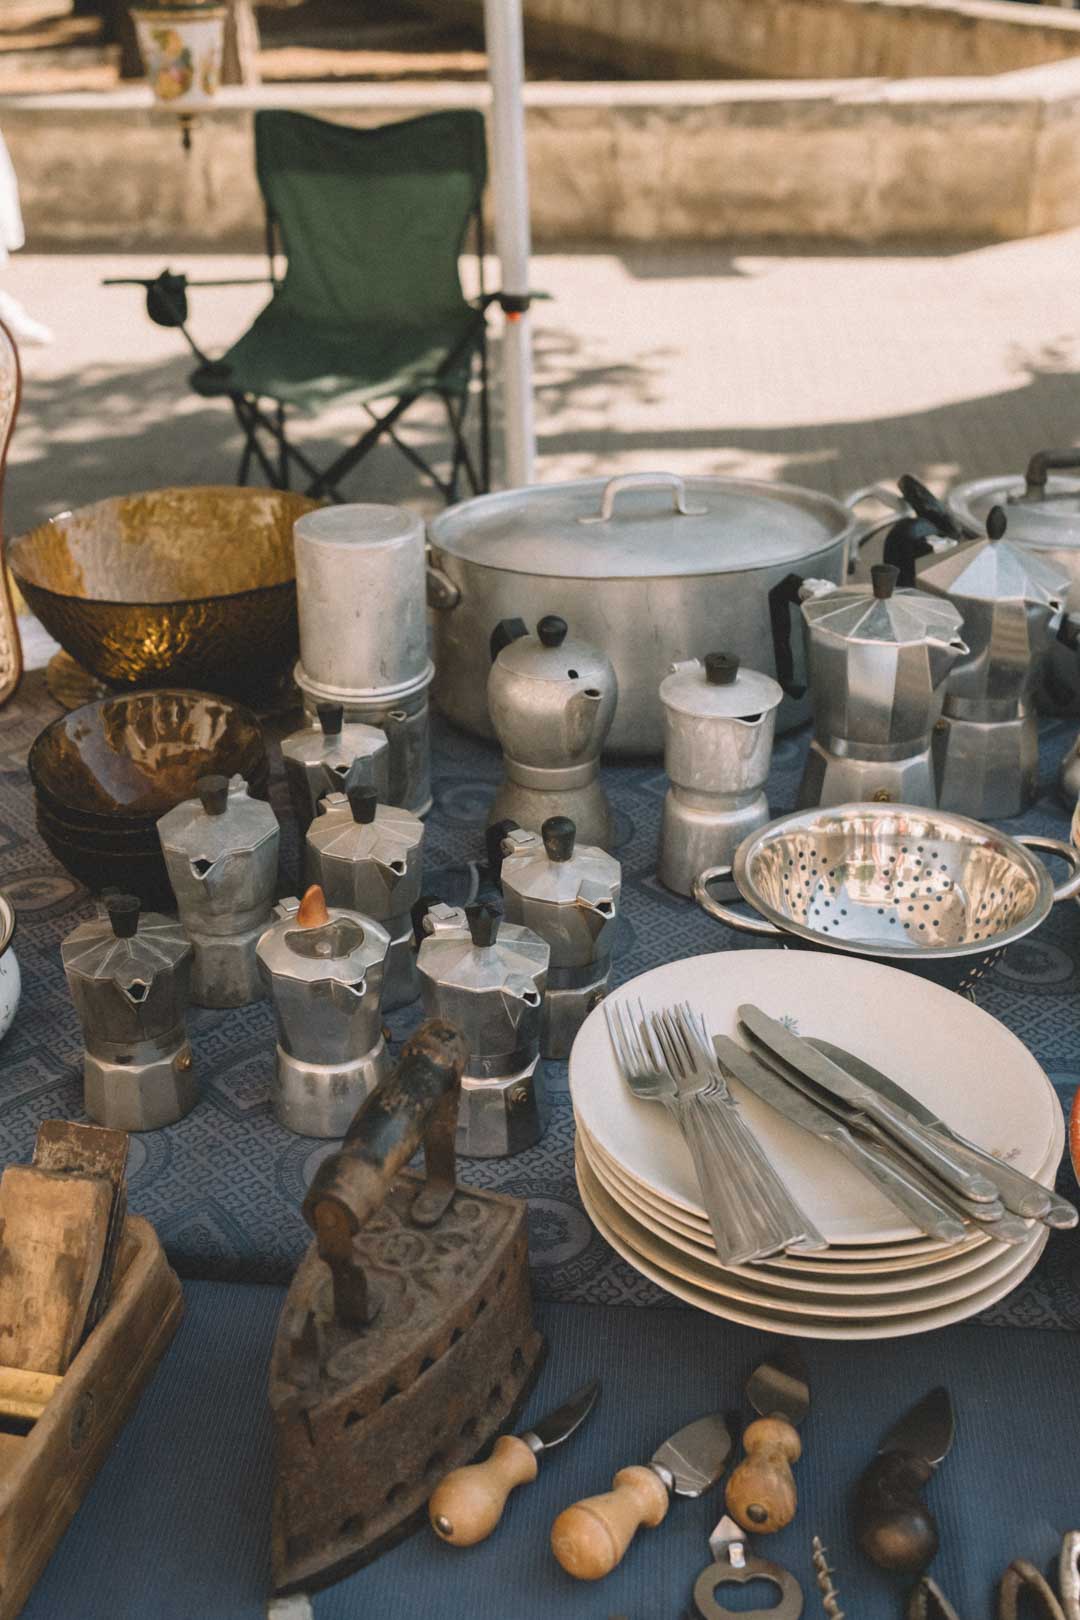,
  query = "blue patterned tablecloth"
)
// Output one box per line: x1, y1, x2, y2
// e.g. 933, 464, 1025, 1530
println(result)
1, 671, 1078, 1329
